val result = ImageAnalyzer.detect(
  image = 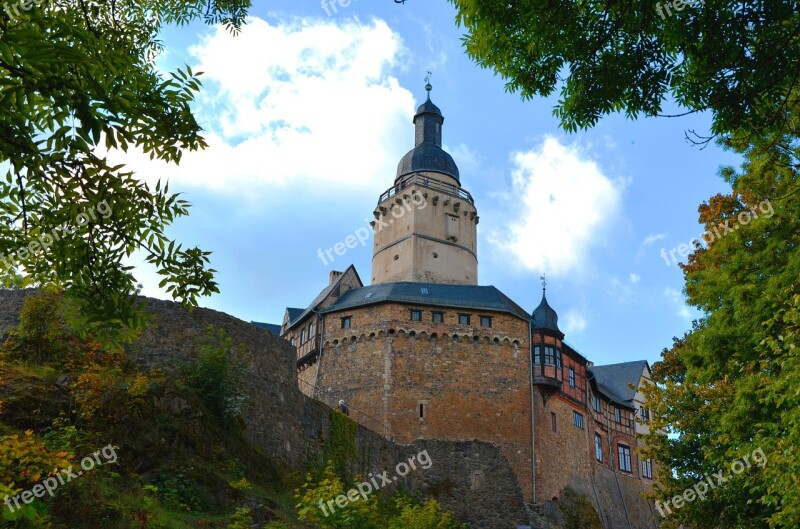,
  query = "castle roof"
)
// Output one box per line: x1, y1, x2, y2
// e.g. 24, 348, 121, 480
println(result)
531, 290, 563, 337
251, 321, 282, 335
396, 93, 460, 183
321, 282, 529, 320
589, 360, 650, 407
286, 307, 304, 326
